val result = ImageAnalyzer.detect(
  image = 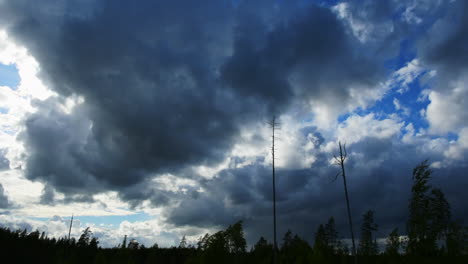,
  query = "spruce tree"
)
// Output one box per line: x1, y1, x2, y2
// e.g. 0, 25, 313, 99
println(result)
385, 228, 400, 256
358, 210, 378, 255
179, 235, 187, 248
314, 217, 340, 256
325, 217, 339, 252
314, 224, 329, 256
